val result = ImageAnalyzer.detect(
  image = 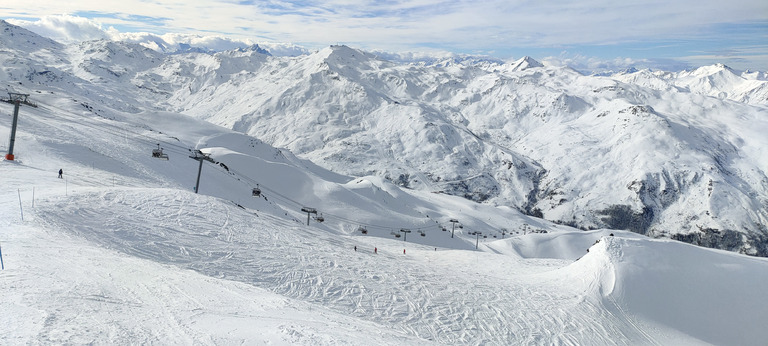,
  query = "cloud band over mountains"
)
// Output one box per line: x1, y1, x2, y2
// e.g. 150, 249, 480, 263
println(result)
1, 1, 767, 71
